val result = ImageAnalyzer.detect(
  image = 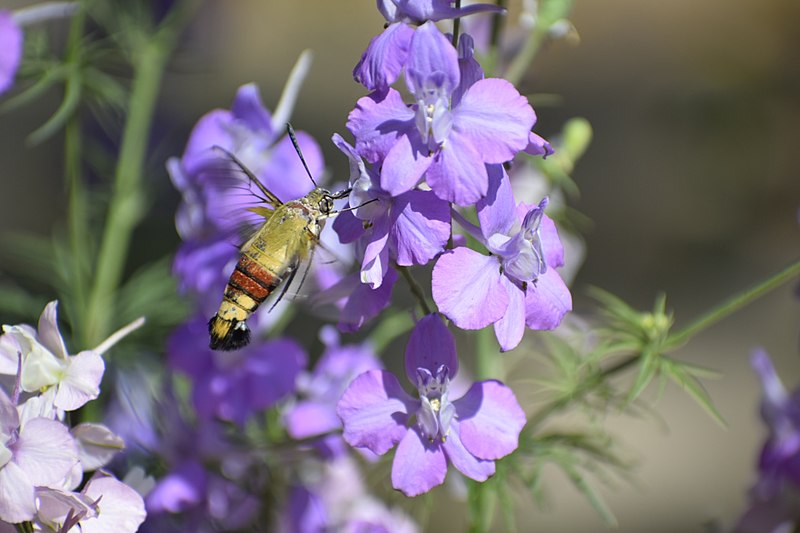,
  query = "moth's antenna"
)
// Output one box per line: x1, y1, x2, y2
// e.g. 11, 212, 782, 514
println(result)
286, 123, 318, 187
